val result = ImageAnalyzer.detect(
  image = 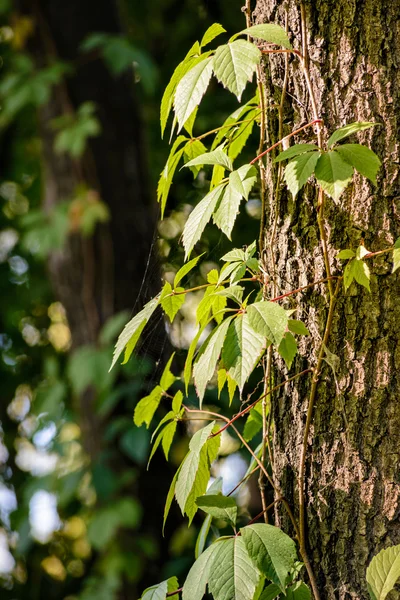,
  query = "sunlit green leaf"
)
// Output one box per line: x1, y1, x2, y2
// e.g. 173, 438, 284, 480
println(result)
315, 151, 353, 201
222, 313, 266, 391
175, 56, 214, 131
367, 544, 400, 600
327, 121, 378, 148
193, 317, 233, 404
393, 238, 400, 273
160, 353, 177, 391
196, 494, 238, 527
278, 332, 297, 369
229, 164, 258, 199
337, 249, 356, 260
201, 23, 226, 48
110, 296, 160, 370
212, 183, 242, 239
343, 258, 371, 292
182, 183, 226, 259
160, 281, 186, 321
241, 523, 297, 591
195, 513, 212, 559
183, 139, 208, 177
174, 253, 203, 287
213, 40, 260, 100
274, 143, 319, 163
208, 537, 262, 600
240, 23, 292, 49
183, 542, 221, 600
284, 151, 320, 198
336, 144, 381, 185
134, 386, 163, 428
184, 147, 233, 171
247, 301, 288, 347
